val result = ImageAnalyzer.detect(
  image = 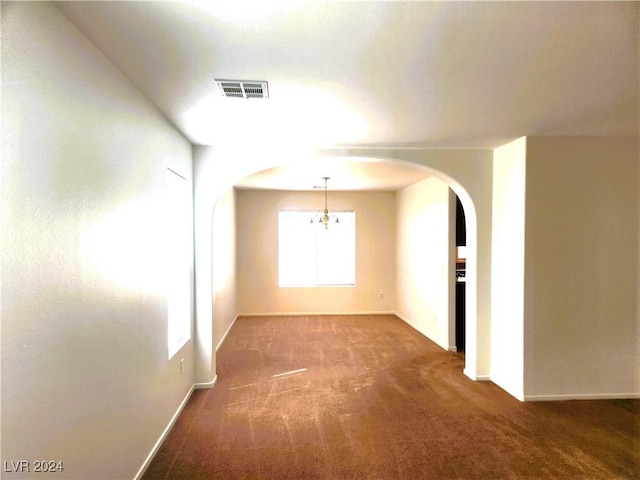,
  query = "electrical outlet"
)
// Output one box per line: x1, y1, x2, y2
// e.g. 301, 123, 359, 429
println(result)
379, 292, 384, 299
180, 358, 184, 374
